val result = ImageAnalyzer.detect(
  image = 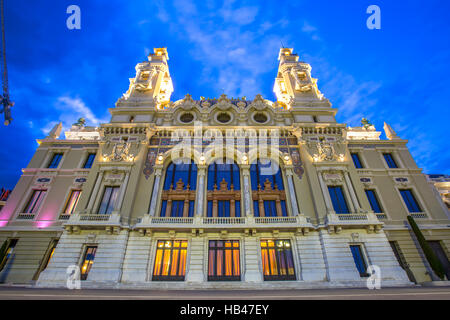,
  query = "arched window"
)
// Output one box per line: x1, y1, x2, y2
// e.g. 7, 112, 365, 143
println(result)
206, 159, 241, 217
160, 160, 197, 217
250, 159, 288, 217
